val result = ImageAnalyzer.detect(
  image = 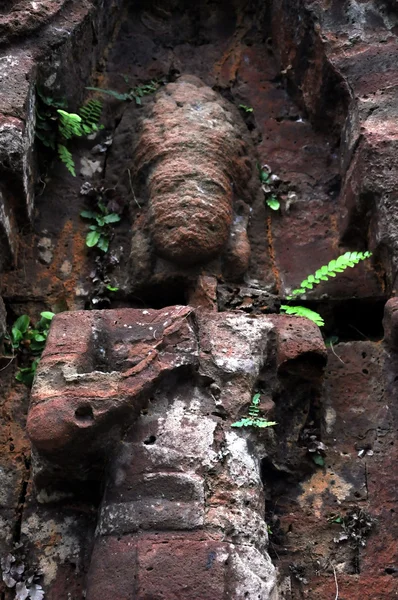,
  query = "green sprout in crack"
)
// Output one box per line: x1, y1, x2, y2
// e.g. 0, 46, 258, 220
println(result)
257, 163, 281, 211
4, 312, 55, 387
239, 104, 254, 113
232, 393, 277, 429
80, 202, 121, 253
